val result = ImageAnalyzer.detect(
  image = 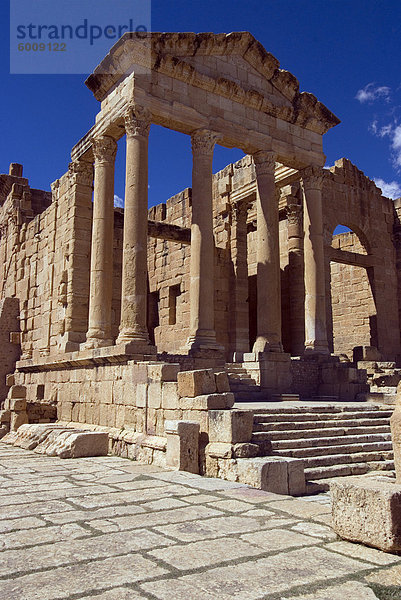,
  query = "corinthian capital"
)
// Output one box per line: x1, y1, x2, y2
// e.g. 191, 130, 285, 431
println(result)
92, 135, 118, 164
253, 150, 276, 175
191, 129, 220, 156
301, 165, 325, 191
286, 203, 303, 227
125, 105, 151, 138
